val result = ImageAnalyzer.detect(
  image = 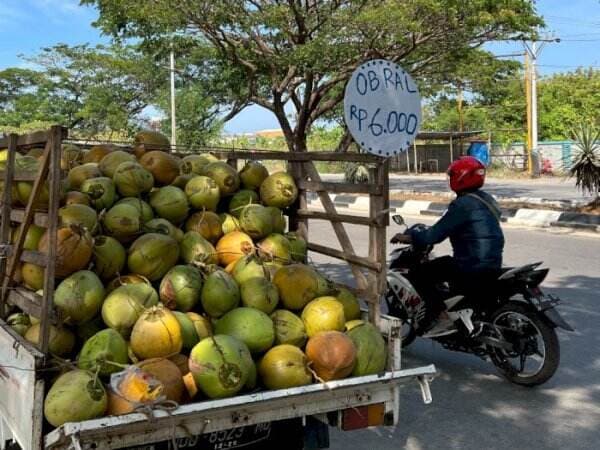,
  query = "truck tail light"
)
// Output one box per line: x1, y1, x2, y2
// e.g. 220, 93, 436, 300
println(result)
341, 403, 385, 430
